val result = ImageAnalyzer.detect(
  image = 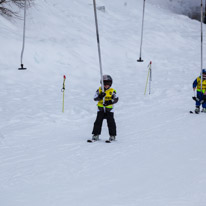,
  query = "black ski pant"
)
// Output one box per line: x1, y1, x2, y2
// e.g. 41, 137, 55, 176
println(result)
92, 110, 116, 136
